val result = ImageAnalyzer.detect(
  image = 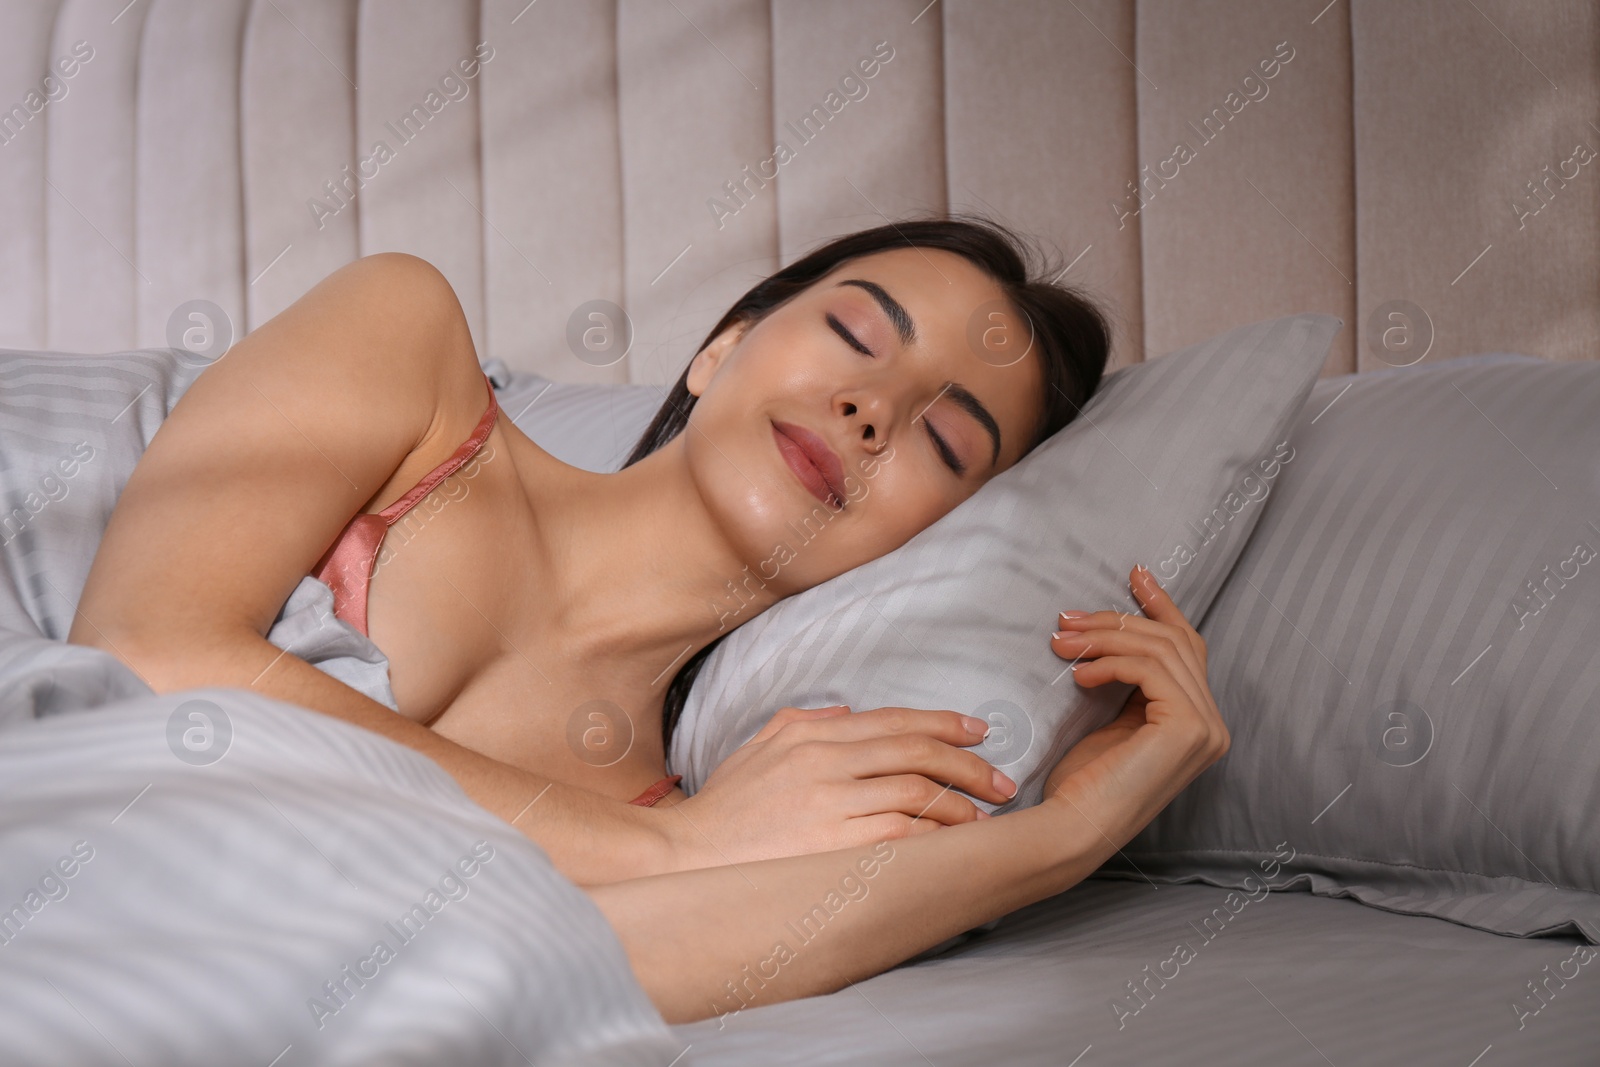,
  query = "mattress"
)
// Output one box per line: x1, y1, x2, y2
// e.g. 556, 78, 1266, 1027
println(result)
674, 876, 1598, 1066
